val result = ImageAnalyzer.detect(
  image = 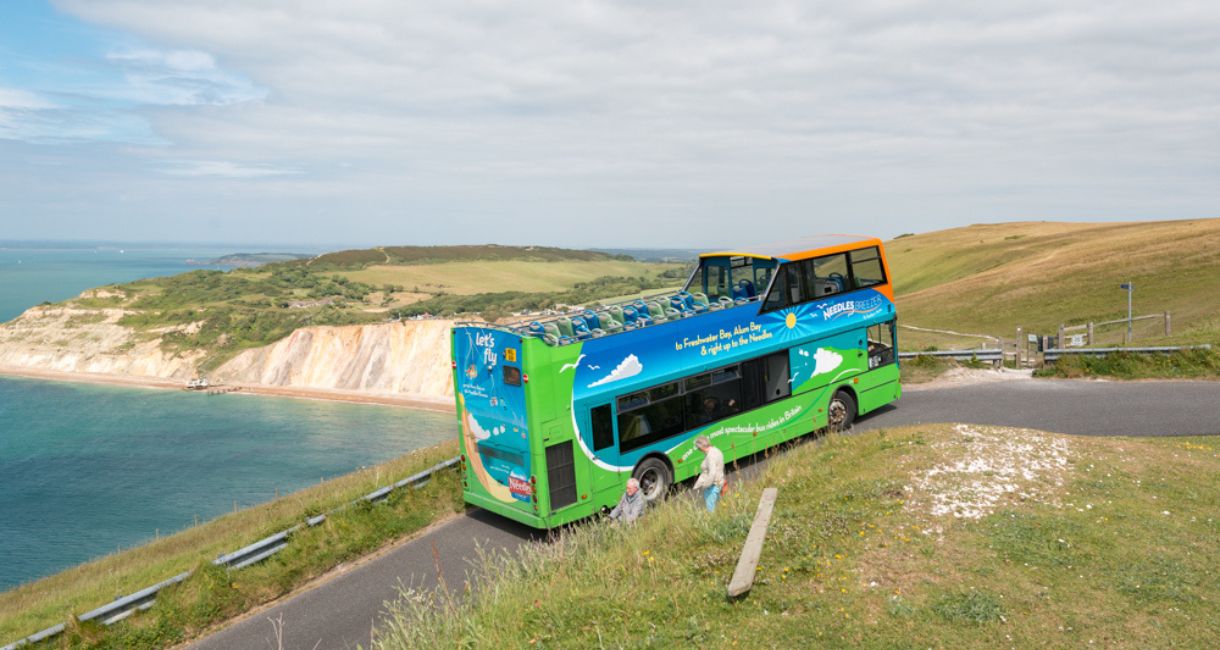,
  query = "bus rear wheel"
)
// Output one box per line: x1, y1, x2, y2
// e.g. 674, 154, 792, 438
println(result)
633, 457, 672, 503
828, 390, 856, 432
